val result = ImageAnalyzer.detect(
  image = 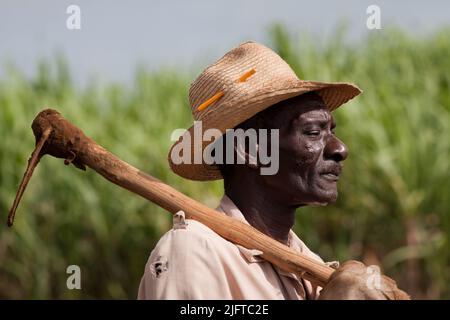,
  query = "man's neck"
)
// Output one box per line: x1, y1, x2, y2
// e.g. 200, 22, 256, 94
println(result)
224, 176, 296, 245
